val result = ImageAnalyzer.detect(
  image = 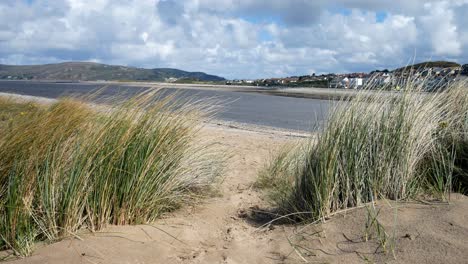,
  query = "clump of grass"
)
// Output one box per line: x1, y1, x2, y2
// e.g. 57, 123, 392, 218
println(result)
0, 91, 223, 256
363, 202, 395, 256
260, 78, 468, 222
